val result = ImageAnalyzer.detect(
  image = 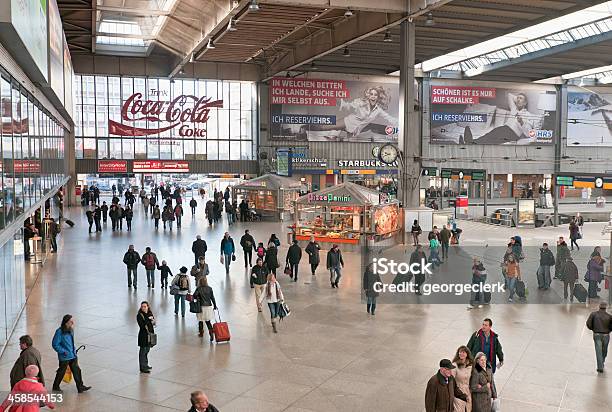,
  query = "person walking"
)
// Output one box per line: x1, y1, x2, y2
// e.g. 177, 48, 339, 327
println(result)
125, 206, 133, 231
224, 200, 233, 225
470, 257, 487, 307
439, 224, 451, 260
51, 315, 91, 393
411, 245, 428, 295
569, 218, 581, 251
193, 277, 218, 341
265, 241, 279, 276
250, 258, 268, 313
191, 256, 210, 285
141, 247, 160, 289
159, 260, 172, 289
191, 235, 208, 265
205, 200, 214, 225
537, 243, 555, 290
2, 365, 55, 411
93, 205, 102, 232
85, 209, 94, 233
425, 359, 468, 412
239, 199, 249, 222
48, 218, 60, 253
220, 232, 235, 275
117, 204, 125, 231
562, 256, 579, 302
429, 234, 442, 267
143, 196, 150, 217
363, 263, 381, 315
554, 237, 571, 279
162, 206, 172, 230
109, 204, 118, 231
586, 254, 605, 299
452, 346, 473, 412
189, 390, 219, 412
240, 230, 256, 268
576, 212, 584, 234
101, 201, 109, 224
259, 274, 284, 333
470, 352, 497, 412
112, 184, 117, 197
10, 335, 44, 389
411, 219, 422, 246
123, 245, 141, 289
190, 198, 197, 216
504, 254, 521, 302
152, 205, 161, 230
171, 267, 191, 317
137, 301, 155, 374
305, 236, 321, 276
586, 302, 612, 373
174, 203, 183, 229
285, 240, 302, 282
327, 244, 344, 288
466, 318, 504, 374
